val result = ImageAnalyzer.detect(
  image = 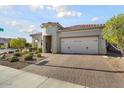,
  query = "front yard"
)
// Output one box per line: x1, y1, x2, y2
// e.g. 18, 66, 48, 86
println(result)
0, 60, 29, 69
0, 50, 124, 87
0, 48, 44, 69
